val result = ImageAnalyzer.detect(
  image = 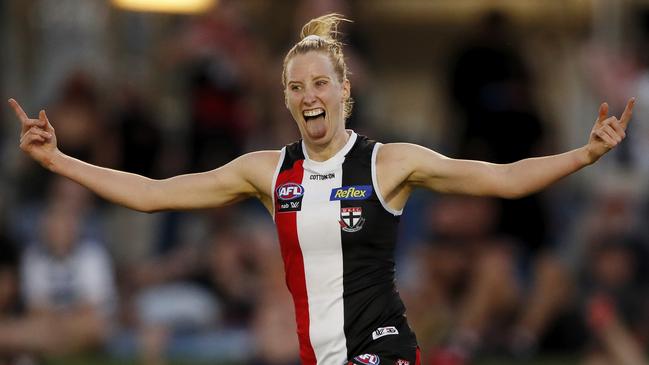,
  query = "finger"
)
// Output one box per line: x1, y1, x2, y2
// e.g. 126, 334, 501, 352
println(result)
22, 119, 45, 134
596, 128, 618, 148
609, 119, 627, 140
601, 124, 622, 144
27, 127, 52, 140
20, 131, 45, 146
7, 98, 29, 122
38, 110, 54, 131
619, 97, 635, 128
8, 98, 32, 134
594, 130, 615, 149
597, 102, 609, 124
